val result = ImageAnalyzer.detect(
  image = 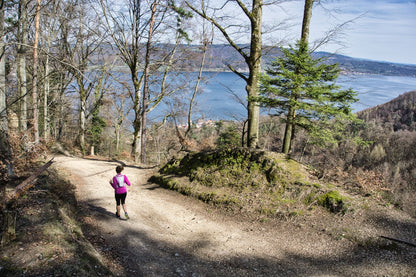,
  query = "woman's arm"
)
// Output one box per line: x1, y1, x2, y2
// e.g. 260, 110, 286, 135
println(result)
109, 177, 116, 189
124, 175, 131, 186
